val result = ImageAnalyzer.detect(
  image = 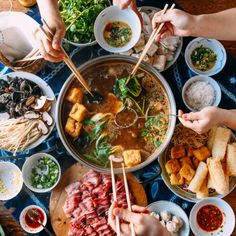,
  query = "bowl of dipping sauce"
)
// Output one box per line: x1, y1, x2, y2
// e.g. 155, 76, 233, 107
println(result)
185, 37, 226, 76
22, 153, 61, 193
189, 198, 235, 236
182, 75, 221, 111
20, 205, 47, 234
94, 6, 141, 53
